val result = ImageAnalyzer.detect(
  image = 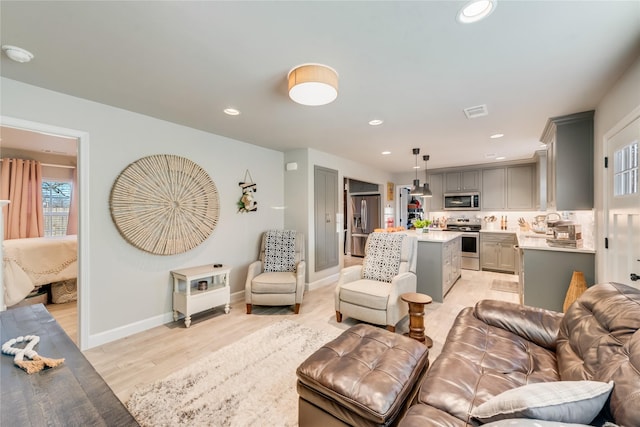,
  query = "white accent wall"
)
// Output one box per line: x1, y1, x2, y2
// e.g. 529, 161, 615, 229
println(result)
594, 55, 640, 281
